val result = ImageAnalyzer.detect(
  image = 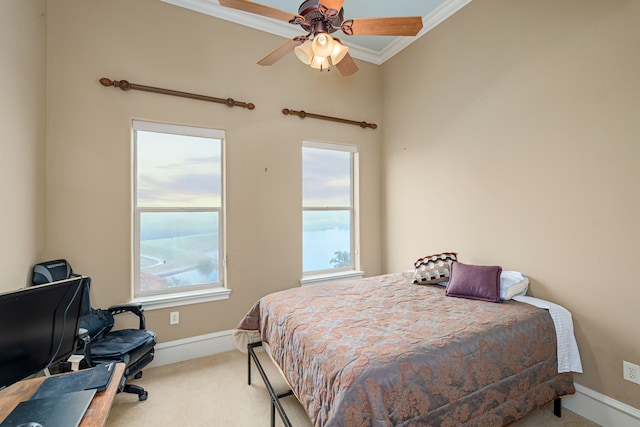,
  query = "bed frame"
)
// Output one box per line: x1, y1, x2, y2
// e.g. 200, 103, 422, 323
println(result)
246, 341, 562, 427
248, 342, 294, 427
